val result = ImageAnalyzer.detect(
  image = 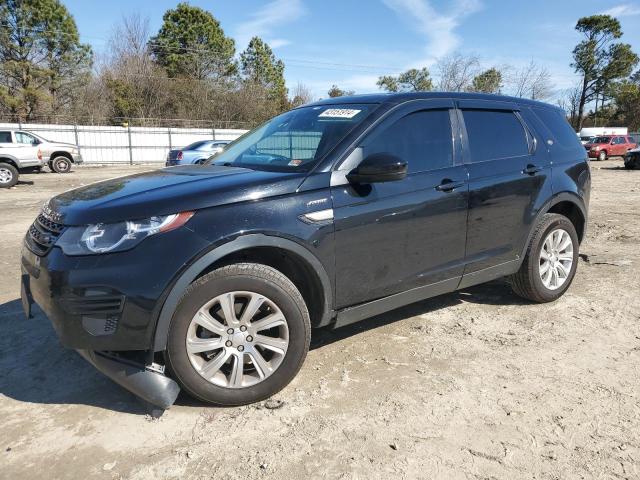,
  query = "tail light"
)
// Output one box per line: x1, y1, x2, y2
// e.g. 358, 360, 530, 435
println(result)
177, 151, 183, 160
37, 149, 42, 160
